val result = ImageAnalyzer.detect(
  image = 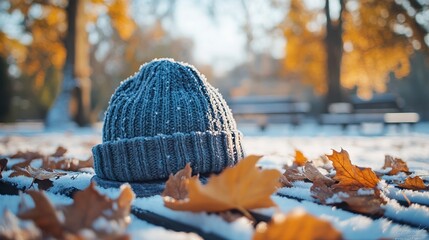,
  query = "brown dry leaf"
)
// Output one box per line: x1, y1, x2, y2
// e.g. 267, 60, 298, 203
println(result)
283, 166, 307, 182
162, 163, 195, 200
164, 155, 281, 216
304, 162, 335, 186
382, 155, 409, 175
310, 180, 335, 204
10, 166, 66, 180
293, 149, 308, 166
18, 190, 64, 238
253, 210, 342, 240
50, 146, 68, 158
398, 176, 428, 191
0, 210, 41, 240
63, 182, 135, 235
10, 151, 44, 161
341, 192, 385, 216
63, 182, 114, 232
42, 156, 94, 171
327, 149, 379, 191
279, 174, 293, 188
0, 158, 7, 179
